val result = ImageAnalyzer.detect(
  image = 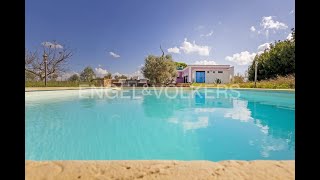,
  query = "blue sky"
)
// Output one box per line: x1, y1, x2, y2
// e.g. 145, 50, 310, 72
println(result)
26, 0, 295, 78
